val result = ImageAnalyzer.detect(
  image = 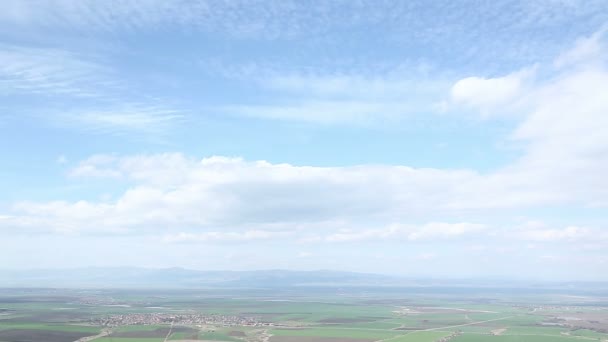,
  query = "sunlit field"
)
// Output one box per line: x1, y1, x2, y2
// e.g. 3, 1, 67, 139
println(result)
1, 288, 607, 342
